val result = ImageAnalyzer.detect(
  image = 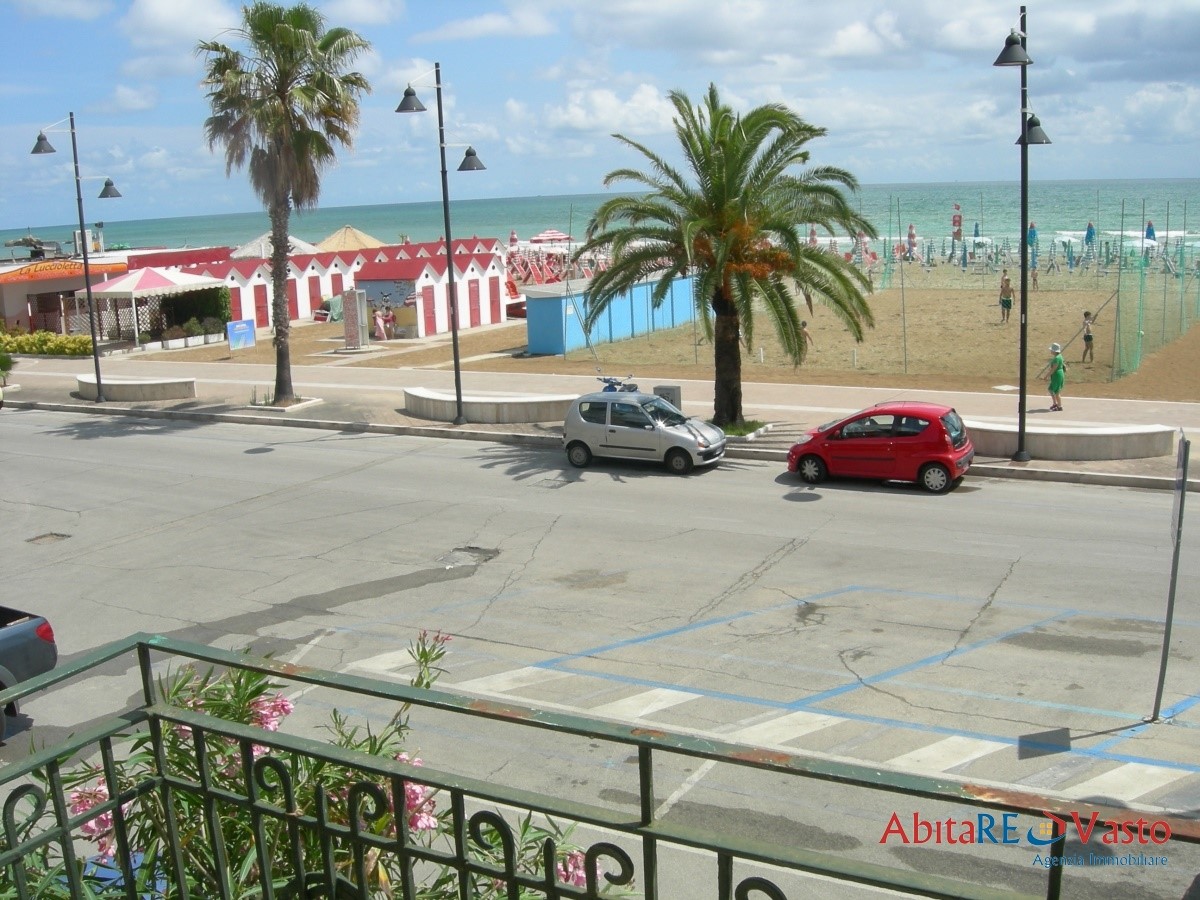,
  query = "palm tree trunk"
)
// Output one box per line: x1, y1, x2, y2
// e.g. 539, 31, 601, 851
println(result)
268, 198, 295, 404
712, 305, 743, 427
